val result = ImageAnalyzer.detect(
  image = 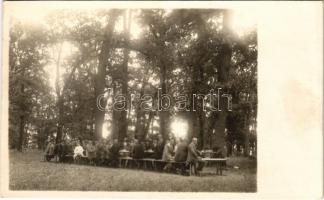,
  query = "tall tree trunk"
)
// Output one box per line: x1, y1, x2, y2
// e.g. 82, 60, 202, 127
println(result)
159, 62, 170, 142
143, 112, 154, 139
118, 10, 132, 142
54, 44, 84, 143
17, 66, 26, 151
111, 81, 120, 139
55, 43, 64, 144
134, 113, 143, 139
188, 85, 198, 141
243, 106, 251, 156
18, 114, 25, 152
197, 53, 205, 149
213, 10, 233, 155
56, 98, 64, 144
134, 83, 145, 139
198, 111, 204, 149
94, 11, 118, 140
189, 14, 207, 148
143, 91, 157, 138
206, 112, 218, 149
189, 67, 203, 147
